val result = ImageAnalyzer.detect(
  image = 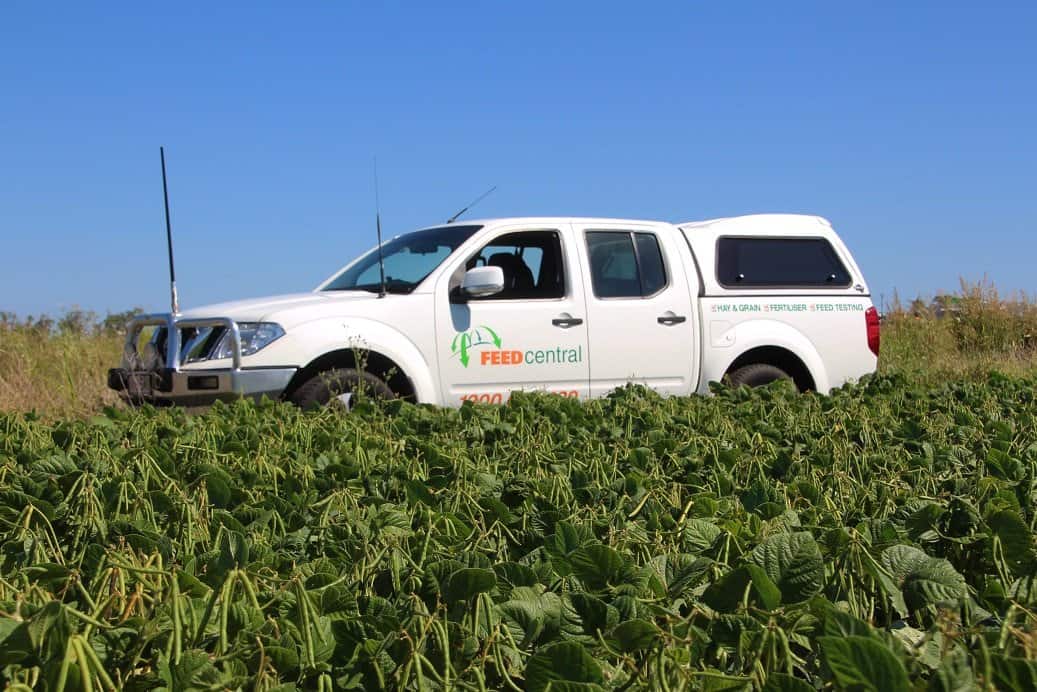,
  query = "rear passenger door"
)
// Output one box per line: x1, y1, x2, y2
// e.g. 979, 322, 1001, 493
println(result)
573, 223, 698, 397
